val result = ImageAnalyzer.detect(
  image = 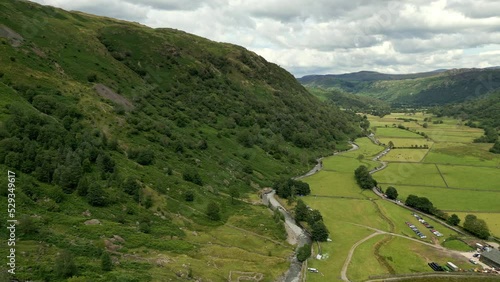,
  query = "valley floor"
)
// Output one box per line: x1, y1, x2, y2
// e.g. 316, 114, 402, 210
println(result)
299, 113, 500, 281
